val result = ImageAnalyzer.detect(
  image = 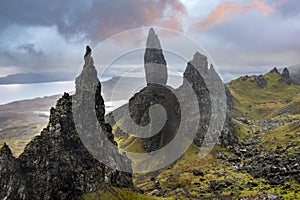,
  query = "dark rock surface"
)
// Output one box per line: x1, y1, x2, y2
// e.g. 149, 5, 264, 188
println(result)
84, 45, 92, 59
177, 52, 211, 146
270, 67, 280, 74
0, 143, 27, 200
112, 29, 236, 152
254, 75, 268, 87
178, 52, 237, 147
144, 28, 168, 85
279, 67, 292, 85
225, 121, 300, 186
128, 84, 181, 152
0, 47, 133, 200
